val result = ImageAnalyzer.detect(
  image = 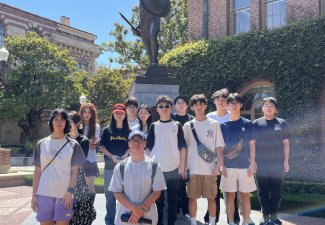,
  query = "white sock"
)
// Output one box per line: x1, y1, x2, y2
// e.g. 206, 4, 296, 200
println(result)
190, 217, 197, 225
209, 216, 216, 225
